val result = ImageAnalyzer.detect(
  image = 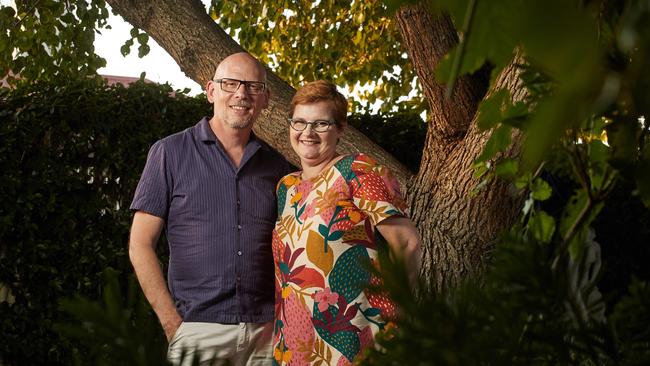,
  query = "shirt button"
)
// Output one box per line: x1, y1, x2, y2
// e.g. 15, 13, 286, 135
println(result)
237, 200, 241, 205
237, 224, 242, 230
237, 250, 242, 256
